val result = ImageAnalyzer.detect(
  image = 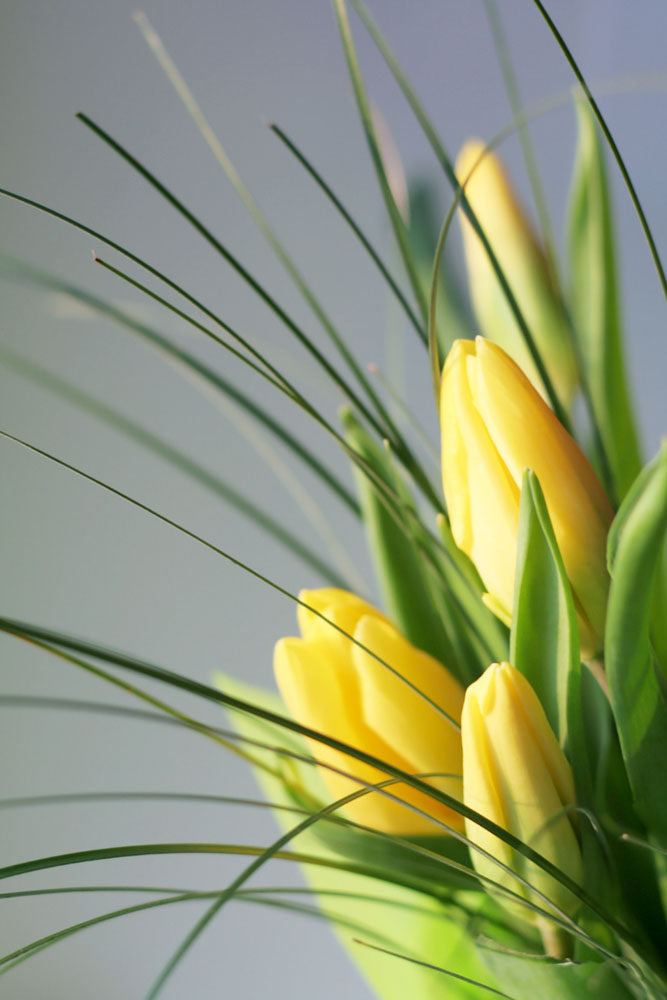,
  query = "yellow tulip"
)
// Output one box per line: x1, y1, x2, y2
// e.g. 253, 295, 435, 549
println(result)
440, 337, 613, 657
462, 662, 582, 920
456, 139, 577, 407
274, 587, 465, 835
